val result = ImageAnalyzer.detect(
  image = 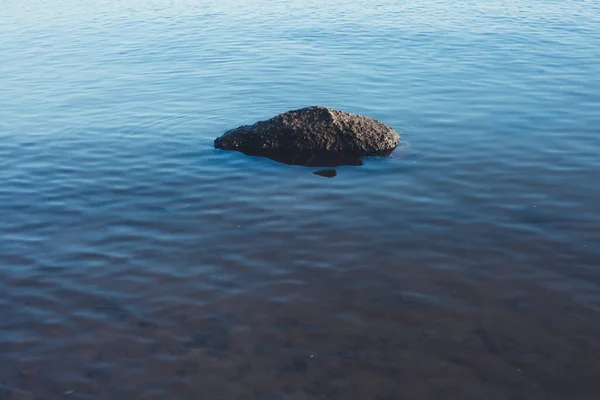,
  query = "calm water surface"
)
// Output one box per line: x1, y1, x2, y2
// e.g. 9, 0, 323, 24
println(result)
1, 0, 600, 399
